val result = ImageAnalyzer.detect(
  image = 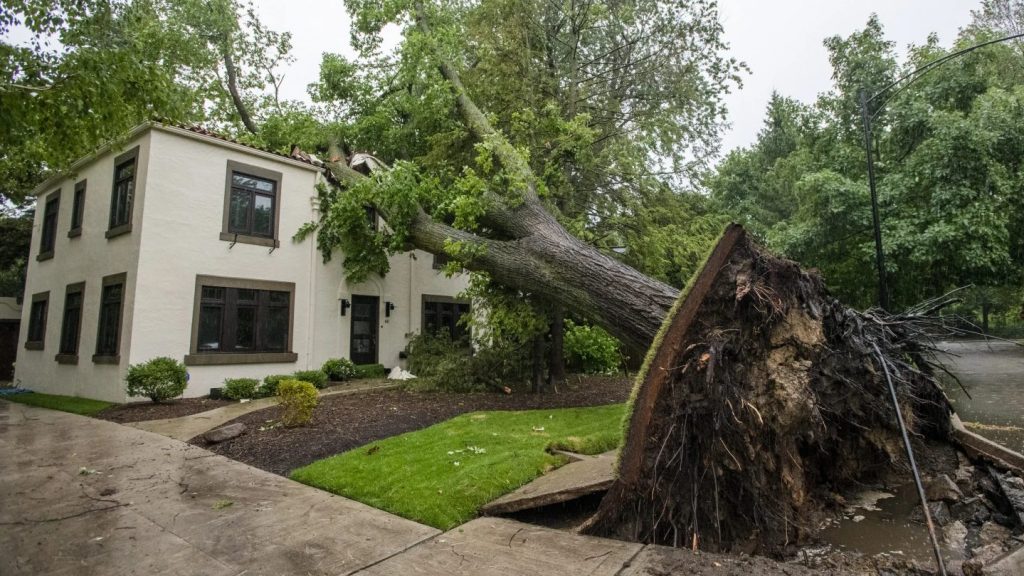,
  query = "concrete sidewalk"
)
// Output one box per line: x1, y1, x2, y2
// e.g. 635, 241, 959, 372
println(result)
0, 399, 436, 576
129, 379, 400, 441
1, 400, 847, 576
